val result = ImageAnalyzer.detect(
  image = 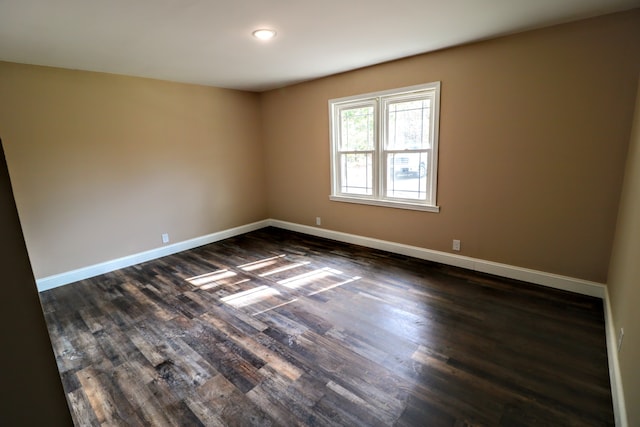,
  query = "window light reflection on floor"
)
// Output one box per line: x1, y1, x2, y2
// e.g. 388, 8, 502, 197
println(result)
307, 276, 361, 296
238, 254, 286, 271
187, 269, 237, 287
259, 261, 310, 277
251, 298, 300, 316
186, 257, 360, 313
220, 285, 280, 308
201, 278, 250, 291
277, 267, 342, 289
